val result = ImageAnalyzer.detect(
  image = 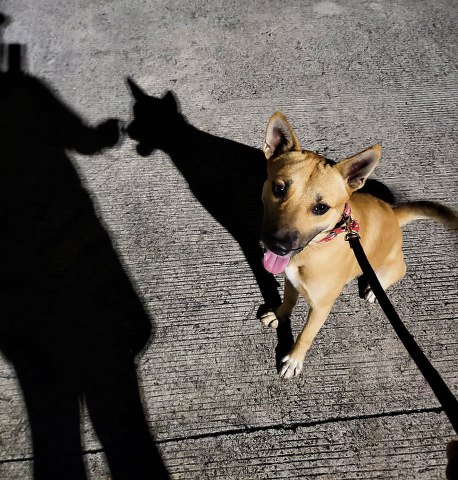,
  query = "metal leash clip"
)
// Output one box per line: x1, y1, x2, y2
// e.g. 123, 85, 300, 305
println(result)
344, 216, 361, 241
